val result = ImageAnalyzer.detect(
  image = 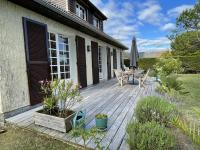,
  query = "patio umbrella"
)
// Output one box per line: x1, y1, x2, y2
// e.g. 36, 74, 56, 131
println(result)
130, 36, 139, 67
